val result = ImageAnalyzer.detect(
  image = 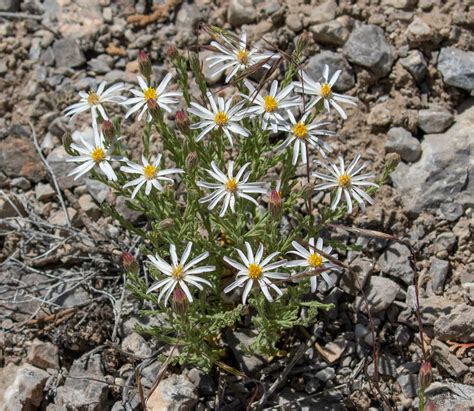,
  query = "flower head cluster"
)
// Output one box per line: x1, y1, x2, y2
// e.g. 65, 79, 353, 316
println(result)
64, 81, 124, 127
188, 92, 249, 146
147, 242, 214, 306
313, 155, 379, 213
124, 74, 182, 121
197, 161, 266, 217
206, 31, 279, 83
